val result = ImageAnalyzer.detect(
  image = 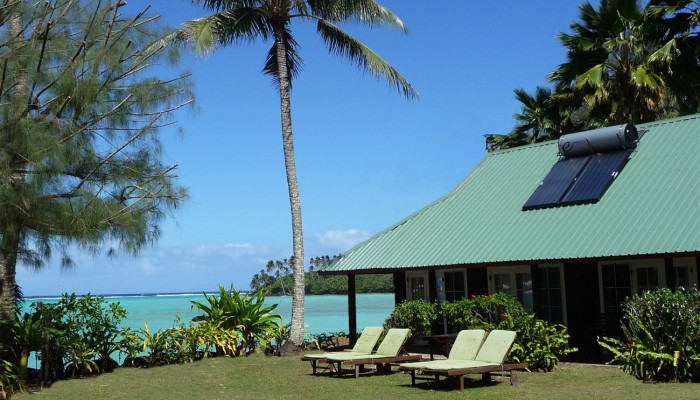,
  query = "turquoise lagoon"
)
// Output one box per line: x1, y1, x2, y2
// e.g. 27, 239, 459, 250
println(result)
23, 292, 396, 335
21, 292, 395, 368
